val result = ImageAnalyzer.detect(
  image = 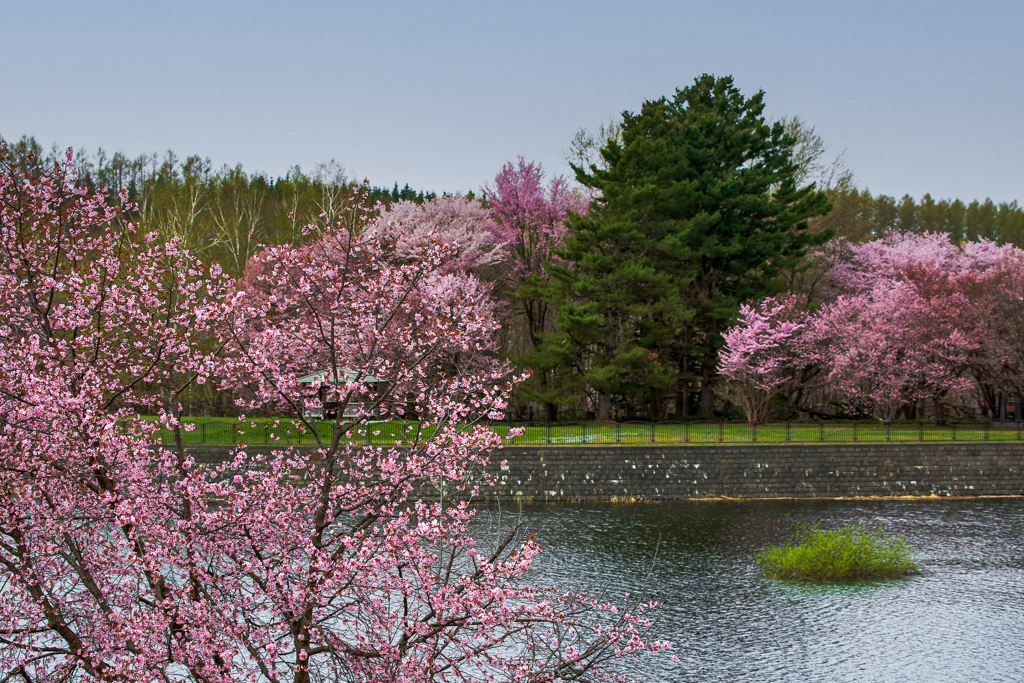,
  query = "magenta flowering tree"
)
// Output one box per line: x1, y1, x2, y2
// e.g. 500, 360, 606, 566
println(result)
717, 295, 811, 424
0, 150, 670, 683
483, 158, 587, 285
482, 158, 588, 419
